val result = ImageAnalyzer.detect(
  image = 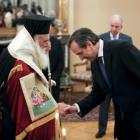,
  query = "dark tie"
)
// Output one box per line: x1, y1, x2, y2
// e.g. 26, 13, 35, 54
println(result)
98, 57, 111, 89
113, 36, 117, 40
